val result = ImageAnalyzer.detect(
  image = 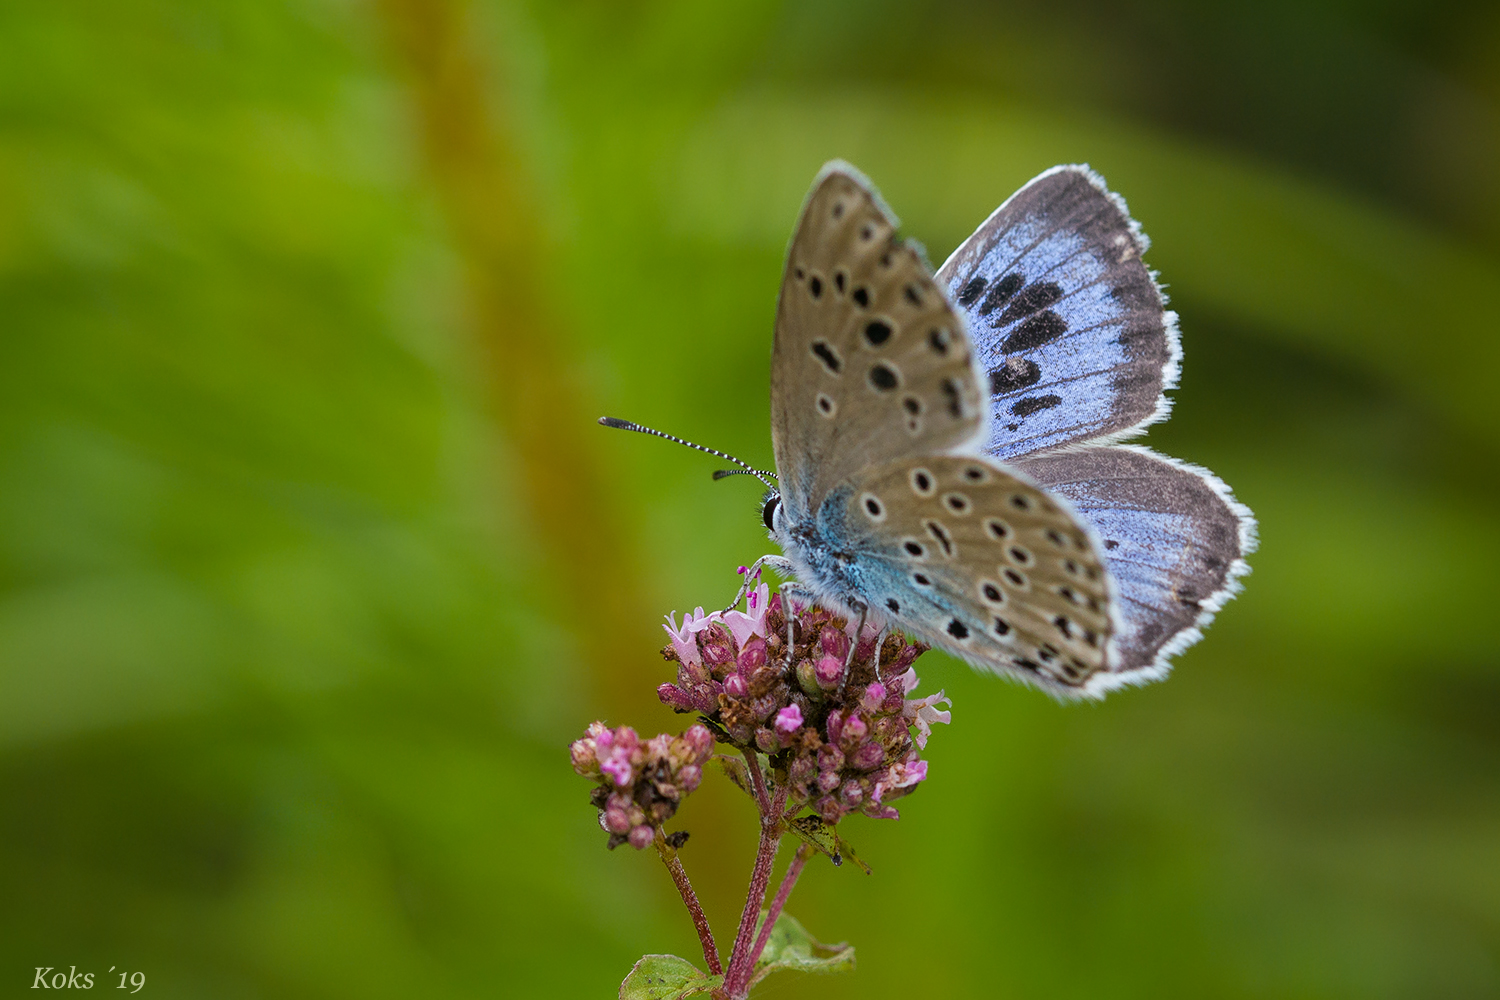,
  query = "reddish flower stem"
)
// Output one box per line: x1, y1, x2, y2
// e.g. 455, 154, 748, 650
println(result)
723, 772, 788, 997
741, 747, 772, 815
741, 842, 814, 981
654, 831, 722, 976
